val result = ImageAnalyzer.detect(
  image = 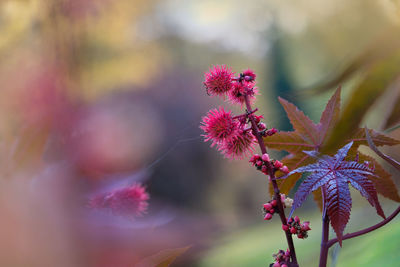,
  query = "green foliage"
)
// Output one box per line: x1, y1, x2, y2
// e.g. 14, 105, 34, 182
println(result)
199, 215, 400, 267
